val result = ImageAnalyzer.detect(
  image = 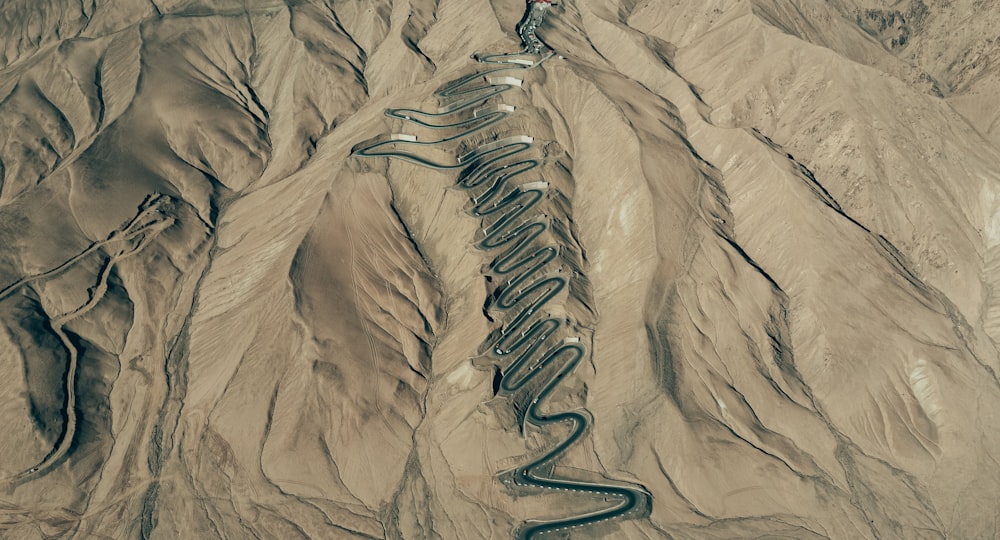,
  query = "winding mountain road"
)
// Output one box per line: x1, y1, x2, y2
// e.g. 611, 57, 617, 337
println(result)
0, 195, 173, 487
352, 4, 651, 537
